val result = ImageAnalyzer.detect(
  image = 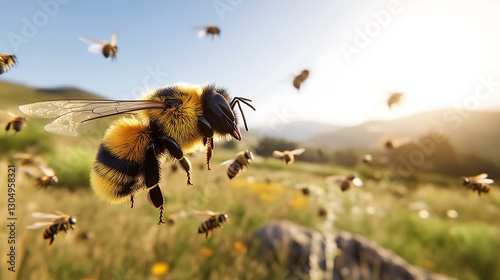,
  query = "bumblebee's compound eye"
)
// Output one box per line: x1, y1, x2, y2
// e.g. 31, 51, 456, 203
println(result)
244, 151, 254, 160
205, 91, 241, 140
50, 176, 59, 185
69, 217, 77, 225
219, 214, 228, 223
461, 177, 470, 185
